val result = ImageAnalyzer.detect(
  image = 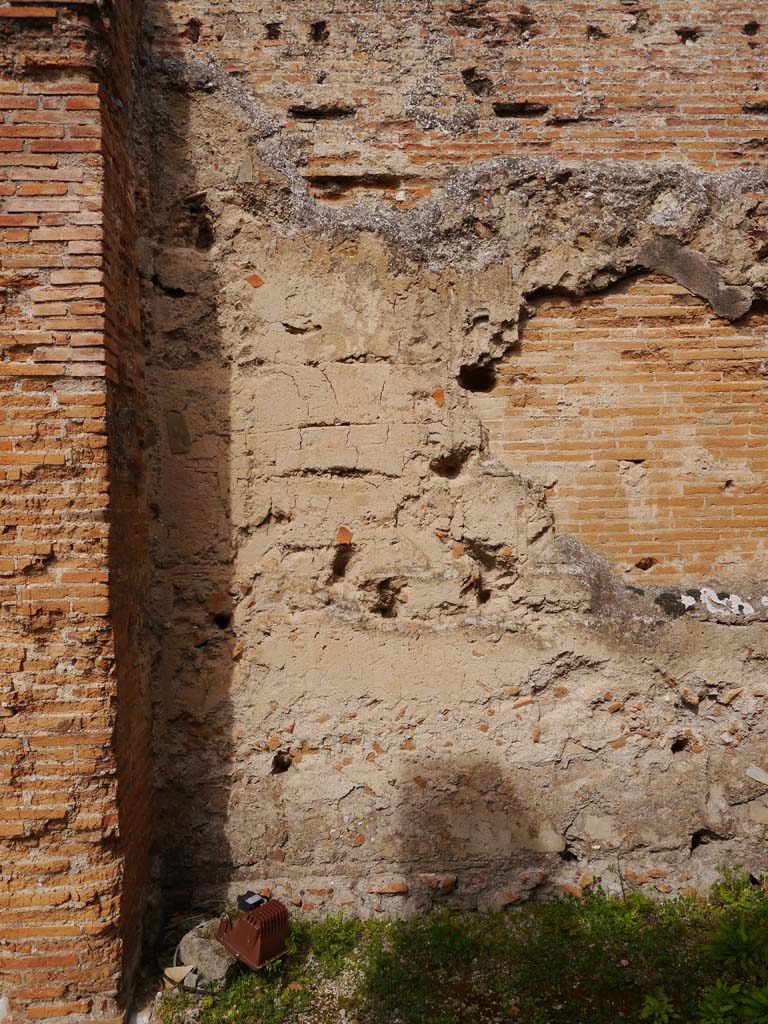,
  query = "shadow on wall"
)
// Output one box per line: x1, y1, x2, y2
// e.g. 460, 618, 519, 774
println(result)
136, 4, 236, 924
389, 753, 564, 916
